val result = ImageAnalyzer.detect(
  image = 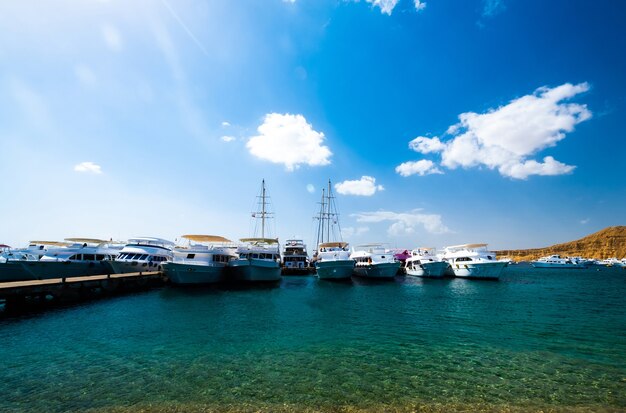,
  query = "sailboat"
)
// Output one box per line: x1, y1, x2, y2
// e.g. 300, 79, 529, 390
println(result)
228, 180, 282, 282
312, 180, 355, 280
